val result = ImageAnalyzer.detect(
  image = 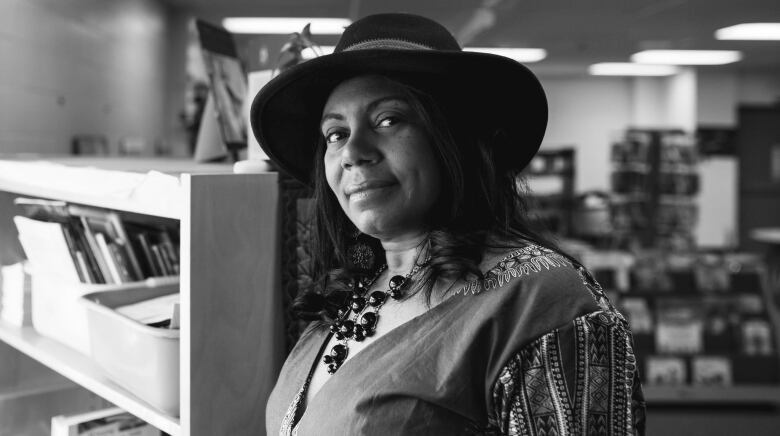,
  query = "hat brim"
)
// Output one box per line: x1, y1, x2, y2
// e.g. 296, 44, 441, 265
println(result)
250, 49, 547, 185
